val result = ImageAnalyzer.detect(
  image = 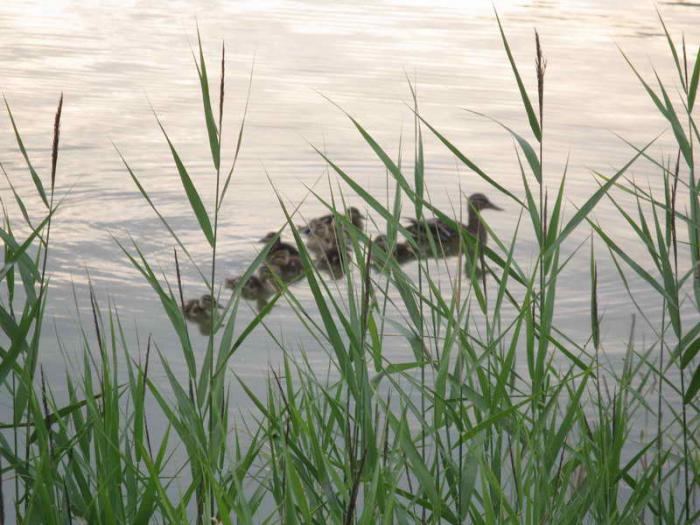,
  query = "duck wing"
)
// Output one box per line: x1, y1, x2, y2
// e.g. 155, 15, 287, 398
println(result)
403, 218, 457, 243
